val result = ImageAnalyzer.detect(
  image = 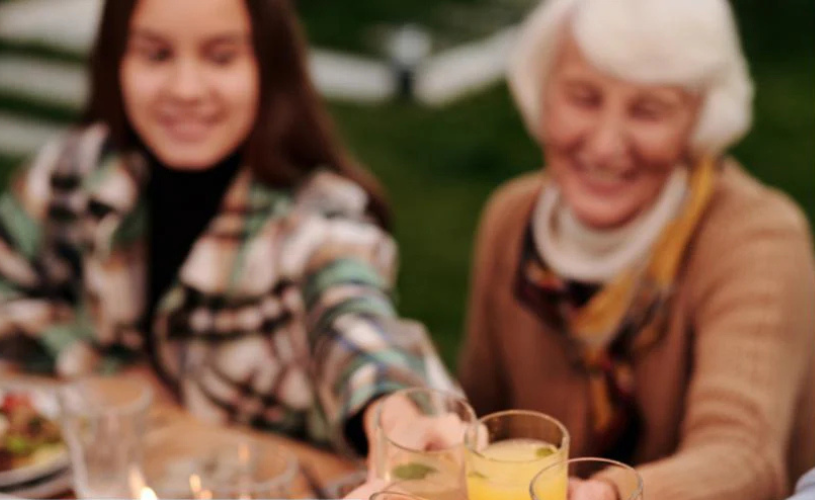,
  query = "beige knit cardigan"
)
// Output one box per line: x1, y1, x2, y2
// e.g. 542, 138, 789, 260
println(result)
459, 162, 815, 500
